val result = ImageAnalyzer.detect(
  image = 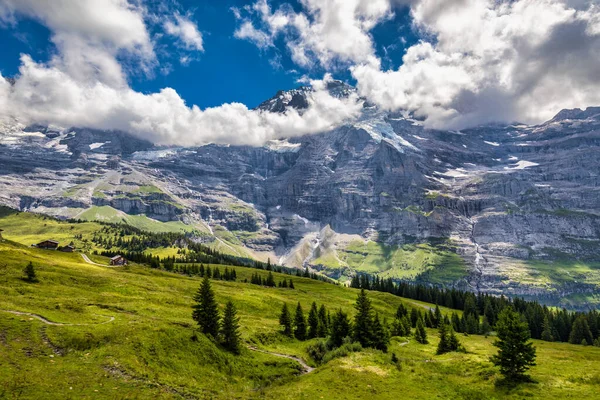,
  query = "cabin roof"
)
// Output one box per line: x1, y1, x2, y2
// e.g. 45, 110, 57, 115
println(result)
110, 255, 124, 260
39, 239, 60, 244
